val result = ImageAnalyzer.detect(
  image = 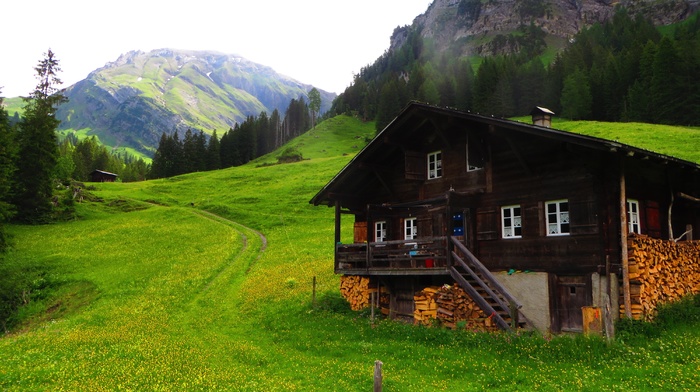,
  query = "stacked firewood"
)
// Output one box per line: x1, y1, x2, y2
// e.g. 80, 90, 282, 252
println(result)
414, 284, 498, 331
623, 235, 700, 320
413, 286, 439, 324
340, 275, 376, 311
